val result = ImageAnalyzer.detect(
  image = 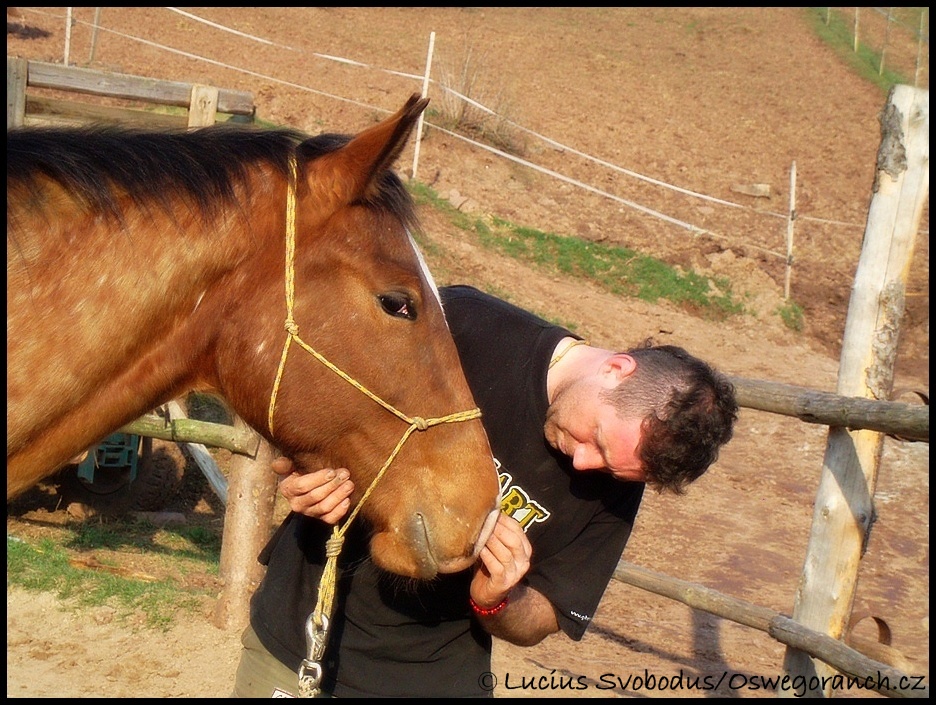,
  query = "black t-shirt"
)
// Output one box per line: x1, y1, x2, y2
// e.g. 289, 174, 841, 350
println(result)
250, 285, 644, 697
